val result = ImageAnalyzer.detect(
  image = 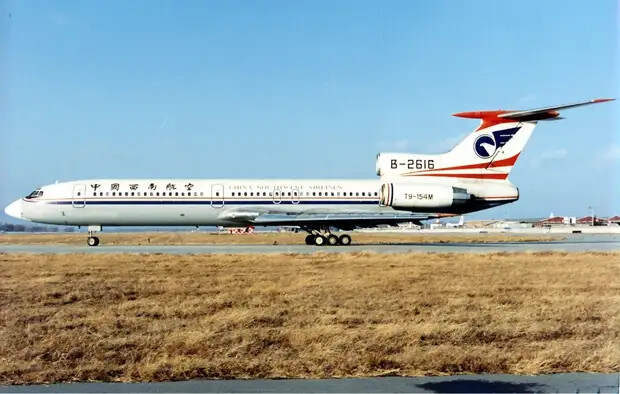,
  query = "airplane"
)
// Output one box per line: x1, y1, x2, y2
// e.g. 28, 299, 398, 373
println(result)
4, 98, 613, 246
